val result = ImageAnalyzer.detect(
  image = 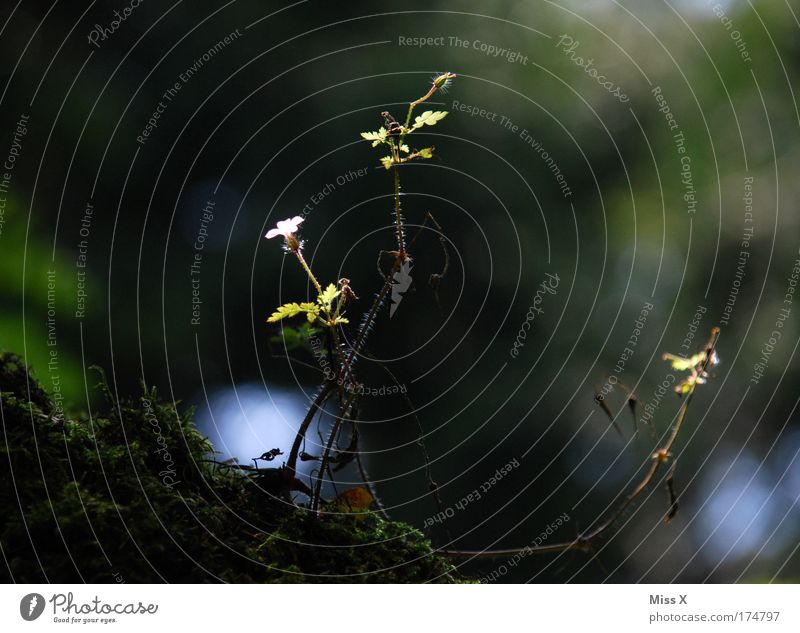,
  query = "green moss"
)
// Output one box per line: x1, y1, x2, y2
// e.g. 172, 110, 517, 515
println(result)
0, 352, 461, 583
259, 510, 459, 582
